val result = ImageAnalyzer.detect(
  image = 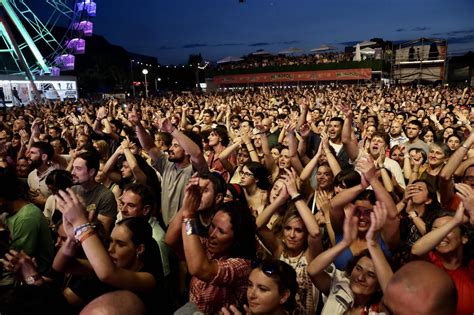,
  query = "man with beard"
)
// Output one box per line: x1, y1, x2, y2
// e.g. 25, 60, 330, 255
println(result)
389, 121, 408, 148
26, 142, 58, 208
328, 117, 351, 169
130, 110, 208, 226
71, 150, 117, 233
